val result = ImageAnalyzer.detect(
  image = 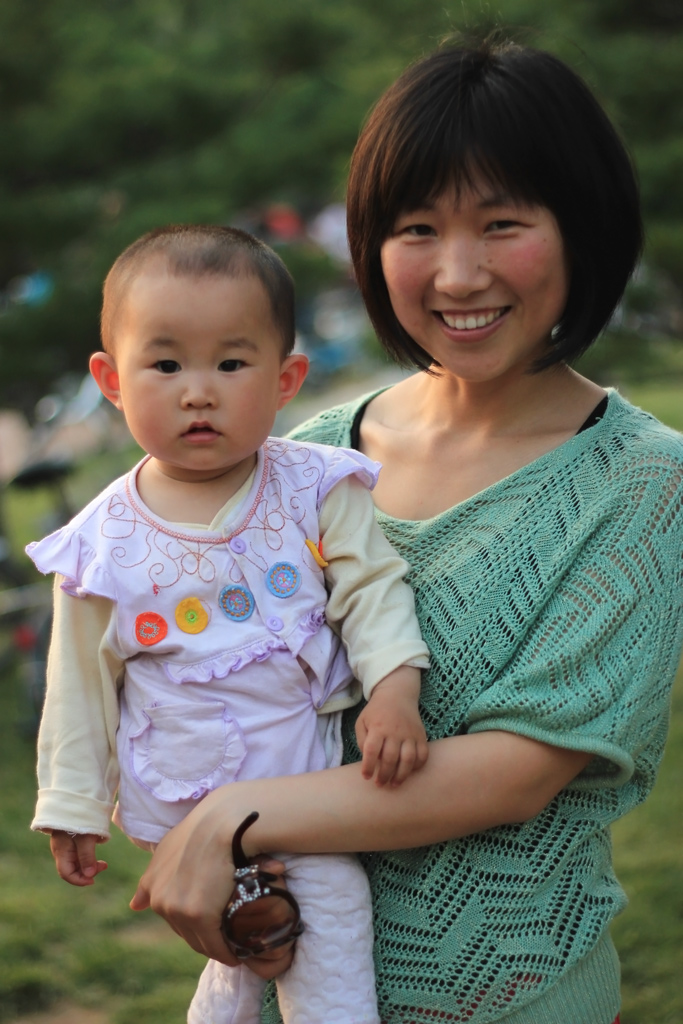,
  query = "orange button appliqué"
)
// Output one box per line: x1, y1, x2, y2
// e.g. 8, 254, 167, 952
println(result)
175, 596, 209, 634
135, 612, 168, 646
